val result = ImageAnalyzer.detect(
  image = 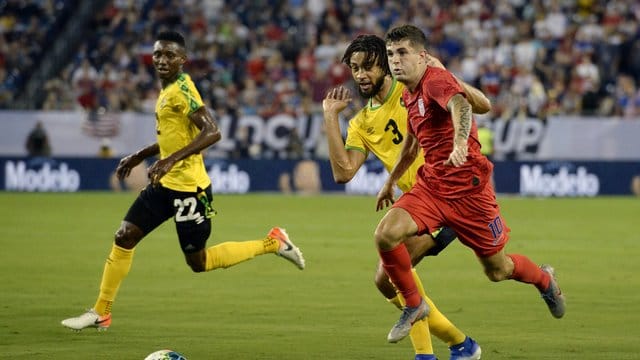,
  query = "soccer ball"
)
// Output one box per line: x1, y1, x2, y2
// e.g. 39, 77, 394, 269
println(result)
143, 349, 187, 360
